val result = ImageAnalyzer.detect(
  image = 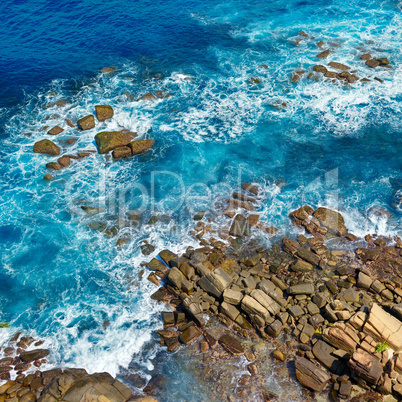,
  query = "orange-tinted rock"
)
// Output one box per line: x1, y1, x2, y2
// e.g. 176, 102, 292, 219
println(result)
95, 131, 134, 154
57, 156, 71, 167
